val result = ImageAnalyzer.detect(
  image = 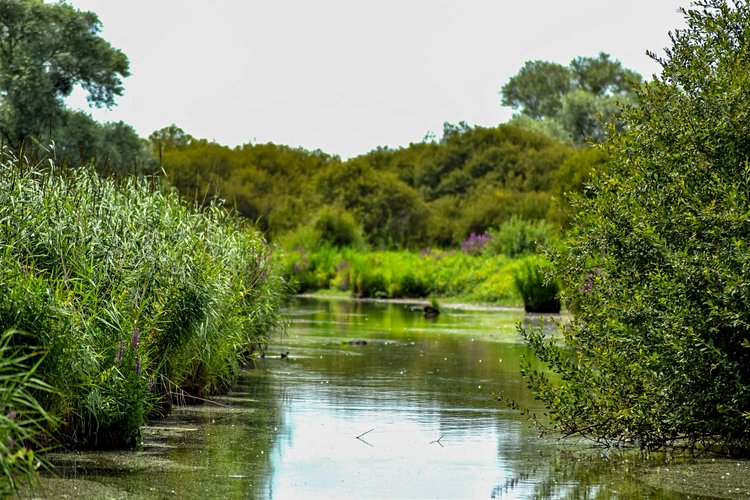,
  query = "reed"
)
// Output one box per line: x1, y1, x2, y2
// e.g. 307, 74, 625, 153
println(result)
0, 329, 53, 494
0, 151, 283, 451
